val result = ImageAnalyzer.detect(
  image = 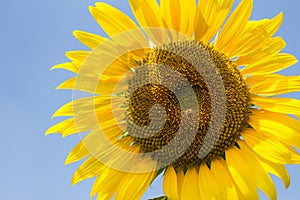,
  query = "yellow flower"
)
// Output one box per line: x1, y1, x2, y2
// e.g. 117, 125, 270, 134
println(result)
47, 0, 300, 199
